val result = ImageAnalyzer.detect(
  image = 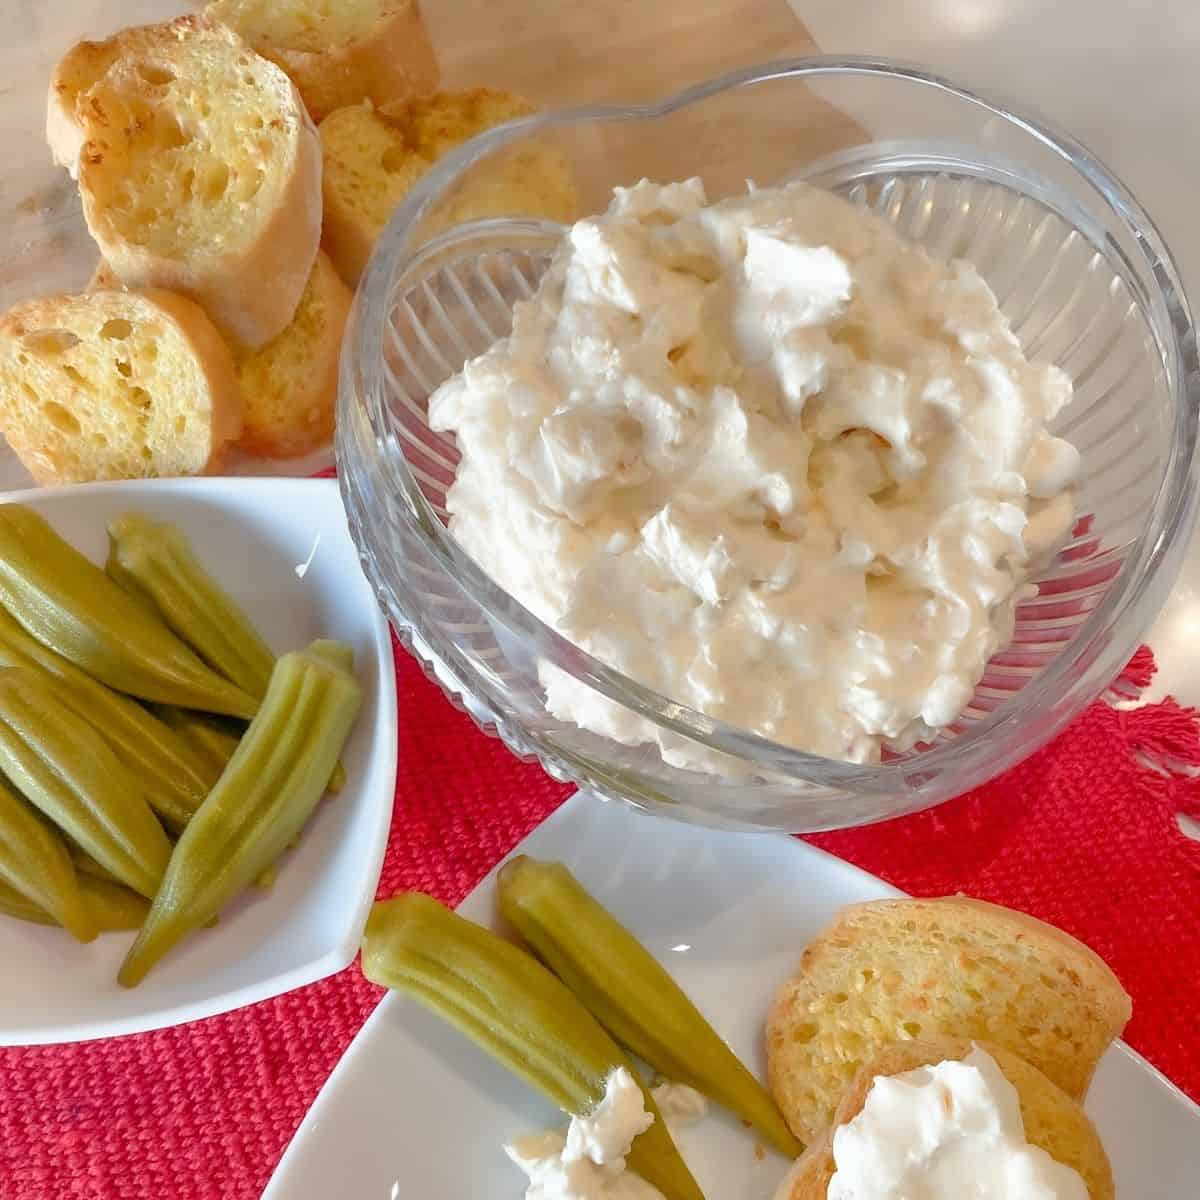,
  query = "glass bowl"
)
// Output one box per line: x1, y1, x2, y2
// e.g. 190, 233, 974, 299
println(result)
337, 57, 1200, 832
